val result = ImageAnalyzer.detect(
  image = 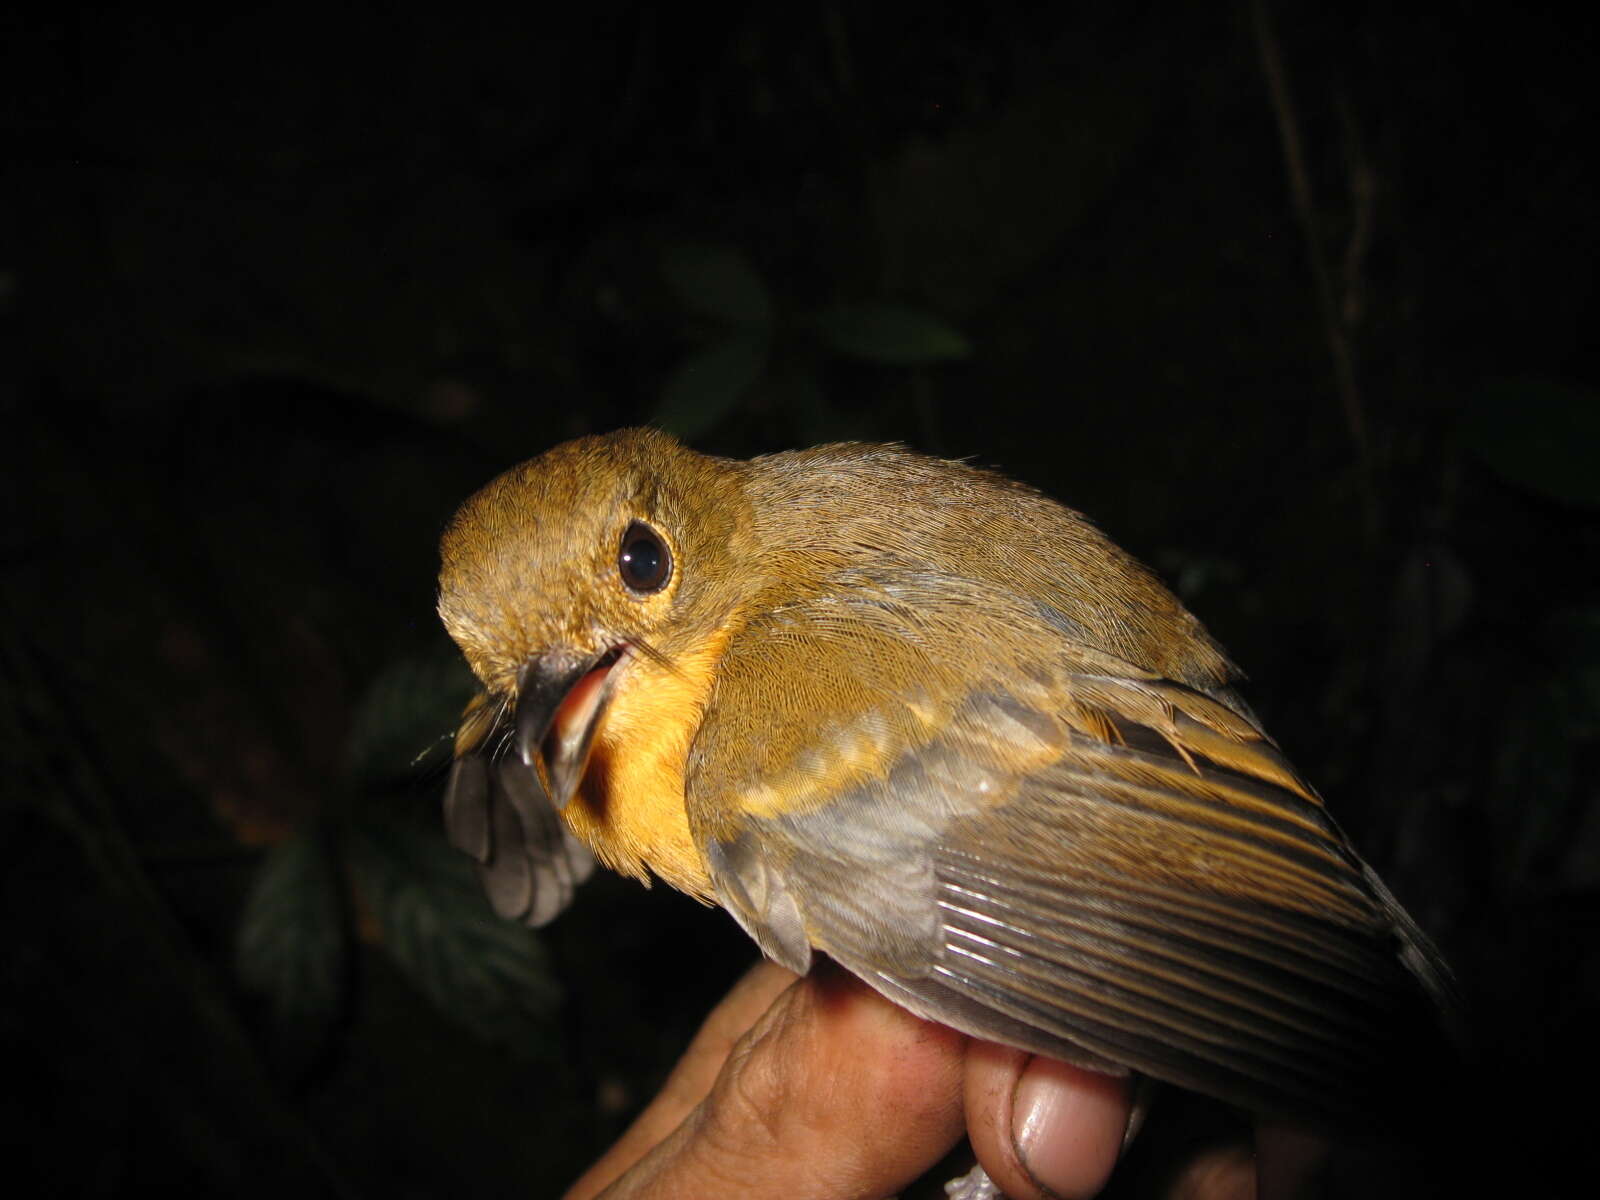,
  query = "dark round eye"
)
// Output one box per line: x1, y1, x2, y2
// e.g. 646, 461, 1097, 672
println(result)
618, 521, 671, 594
